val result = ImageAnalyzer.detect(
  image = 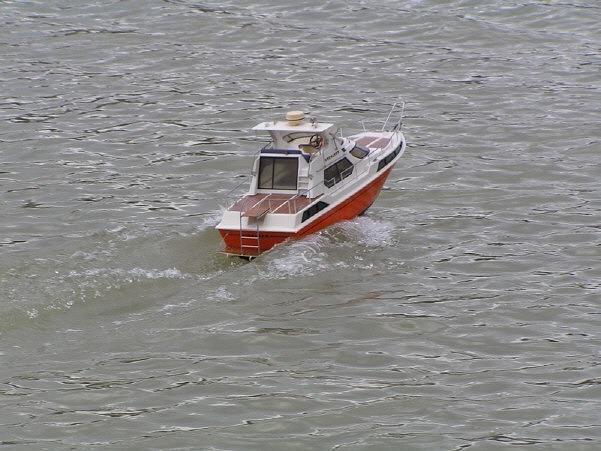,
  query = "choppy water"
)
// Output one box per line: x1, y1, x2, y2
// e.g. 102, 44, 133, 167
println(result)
1, 1, 600, 449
